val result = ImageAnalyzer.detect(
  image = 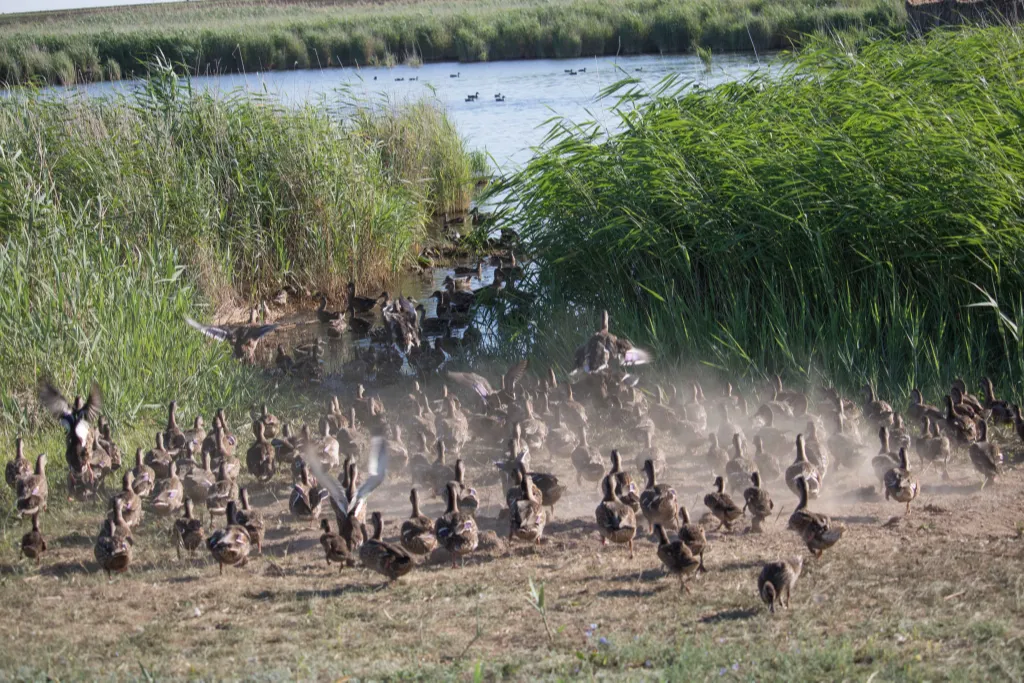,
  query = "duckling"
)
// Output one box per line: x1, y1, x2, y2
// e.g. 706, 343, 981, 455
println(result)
677, 505, 707, 571
871, 426, 901, 490
15, 453, 48, 517
360, 512, 415, 585
980, 377, 1014, 425
862, 384, 894, 428
758, 556, 803, 613
654, 524, 700, 593
319, 519, 353, 571
236, 488, 265, 554
436, 481, 479, 567
173, 497, 205, 560
640, 458, 678, 531
206, 501, 251, 574
246, 422, 276, 482
95, 498, 133, 577
112, 470, 144, 528
743, 471, 774, 533
705, 433, 729, 476
400, 488, 437, 556
184, 452, 216, 508
595, 474, 638, 558
787, 476, 844, 558
145, 432, 174, 480
207, 457, 239, 513
21, 512, 47, 565
151, 461, 184, 517
571, 427, 605, 487
943, 395, 978, 446
131, 447, 156, 498
968, 419, 1002, 488
751, 435, 781, 482
884, 447, 919, 514
289, 463, 325, 526
6, 437, 30, 491
785, 435, 820, 500
509, 462, 546, 545
704, 476, 743, 532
